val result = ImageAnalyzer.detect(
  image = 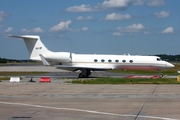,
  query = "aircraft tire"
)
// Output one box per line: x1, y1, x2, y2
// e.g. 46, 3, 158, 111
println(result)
159, 73, 163, 78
